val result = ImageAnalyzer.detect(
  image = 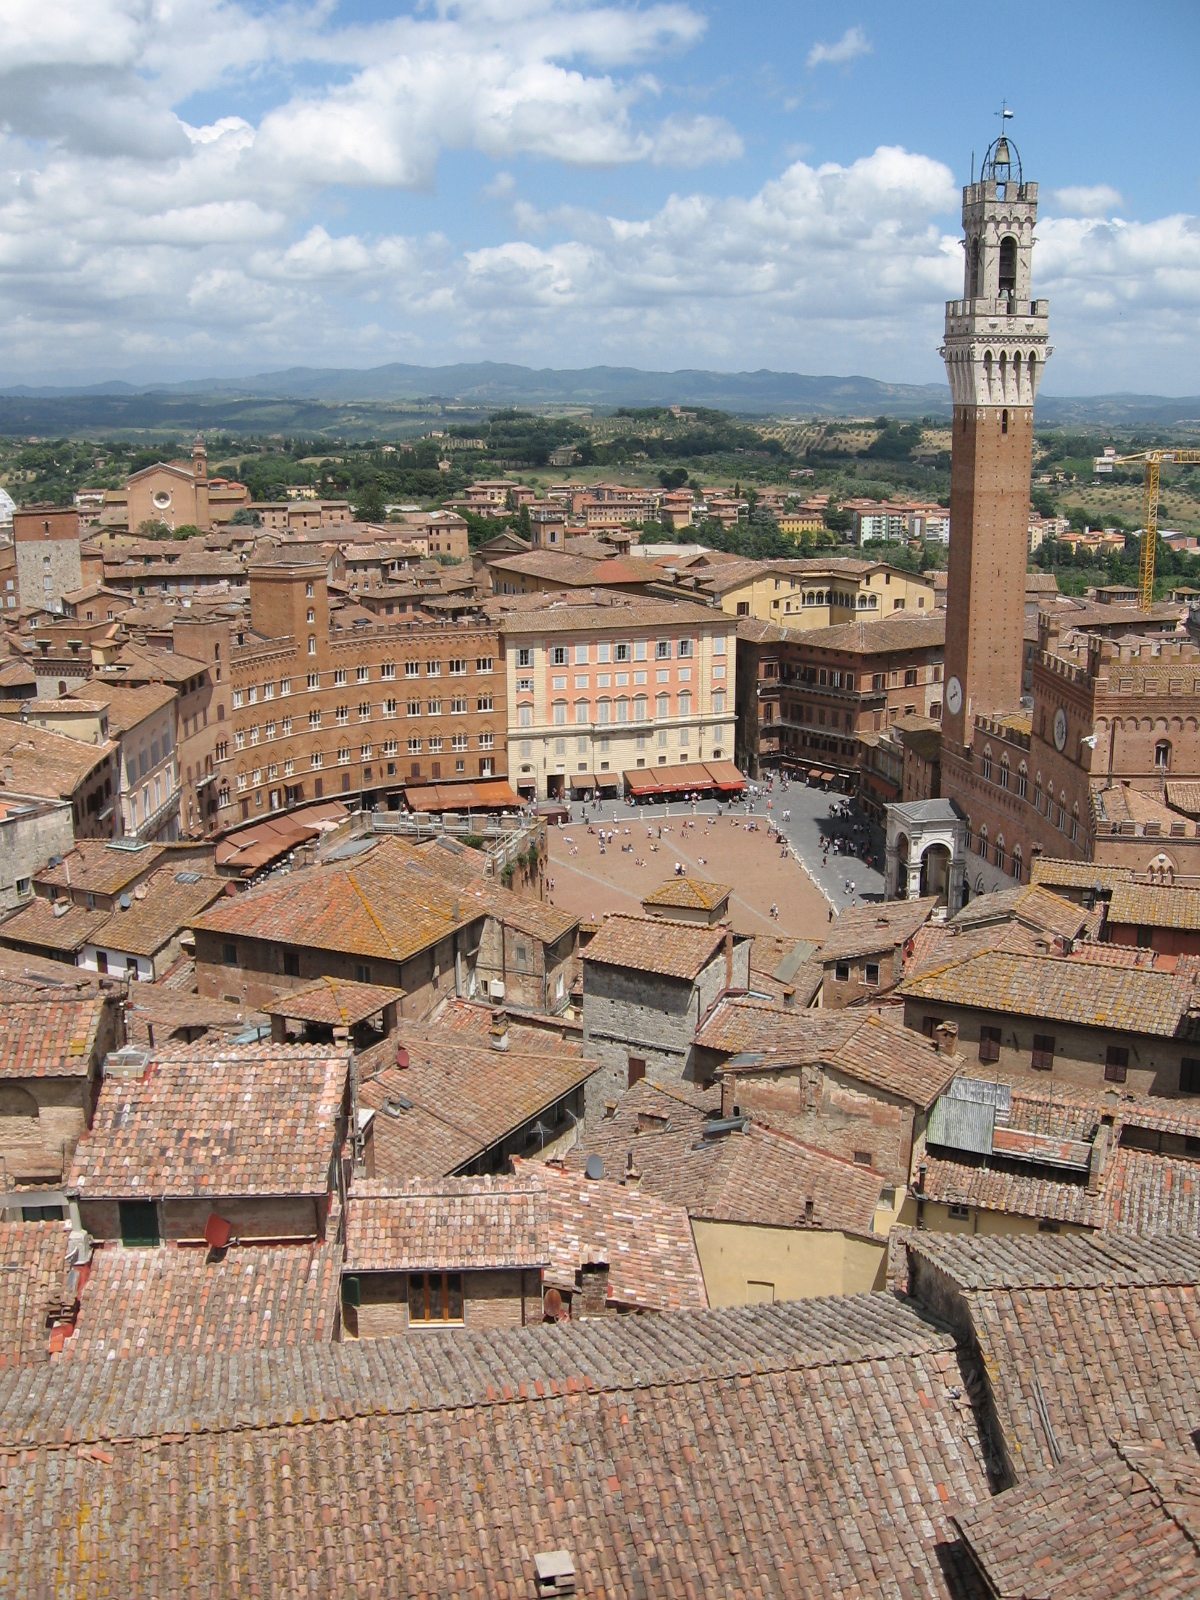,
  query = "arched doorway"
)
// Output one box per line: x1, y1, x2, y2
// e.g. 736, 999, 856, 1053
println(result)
920, 843, 952, 901
894, 833, 911, 898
